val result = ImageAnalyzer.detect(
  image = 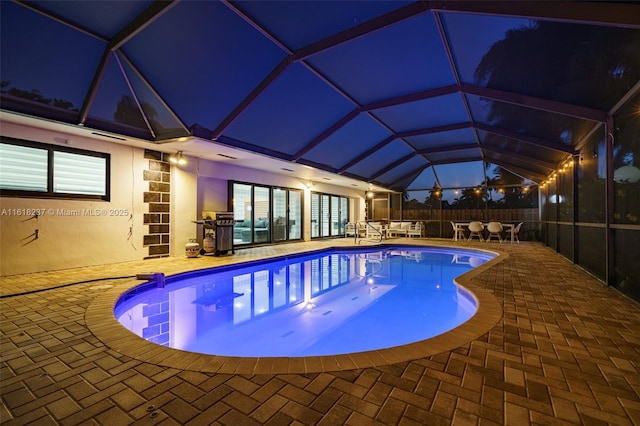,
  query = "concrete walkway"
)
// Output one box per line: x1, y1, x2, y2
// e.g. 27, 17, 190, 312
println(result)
1, 239, 639, 425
